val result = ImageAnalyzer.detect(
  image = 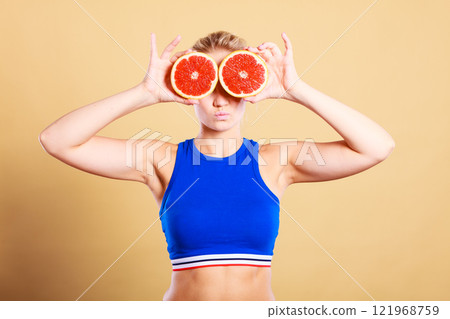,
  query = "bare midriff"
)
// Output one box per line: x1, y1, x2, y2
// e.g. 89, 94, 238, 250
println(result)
162, 265, 275, 301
